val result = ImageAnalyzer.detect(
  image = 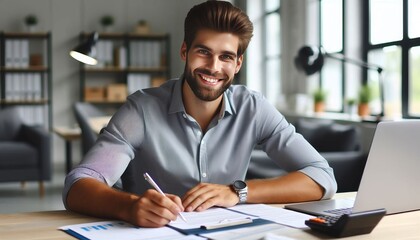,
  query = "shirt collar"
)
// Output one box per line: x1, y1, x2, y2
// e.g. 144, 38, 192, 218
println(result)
168, 77, 185, 114
168, 76, 236, 118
